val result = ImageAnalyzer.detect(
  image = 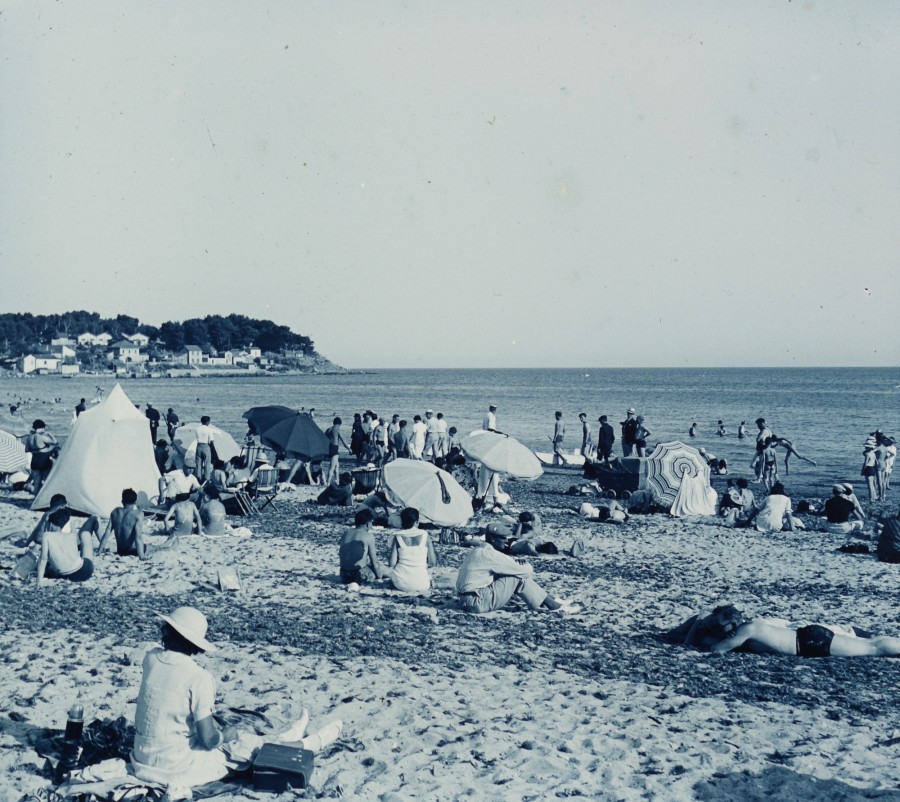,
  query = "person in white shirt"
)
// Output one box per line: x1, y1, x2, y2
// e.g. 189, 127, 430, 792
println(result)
423, 410, 440, 461
483, 404, 498, 432
159, 466, 202, 505
194, 416, 215, 482
409, 415, 427, 460
751, 482, 796, 533
435, 413, 449, 459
